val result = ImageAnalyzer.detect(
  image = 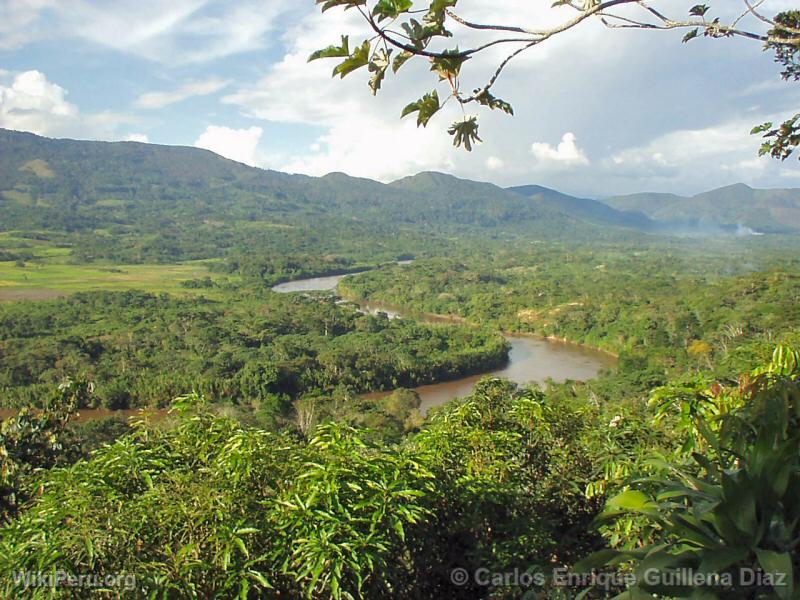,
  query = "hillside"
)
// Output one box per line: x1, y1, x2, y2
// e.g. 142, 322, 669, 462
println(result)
388, 171, 595, 233
601, 183, 800, 233
0, 130, 635, 265
2, 129, 796, 269
506, 184, 655, 230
